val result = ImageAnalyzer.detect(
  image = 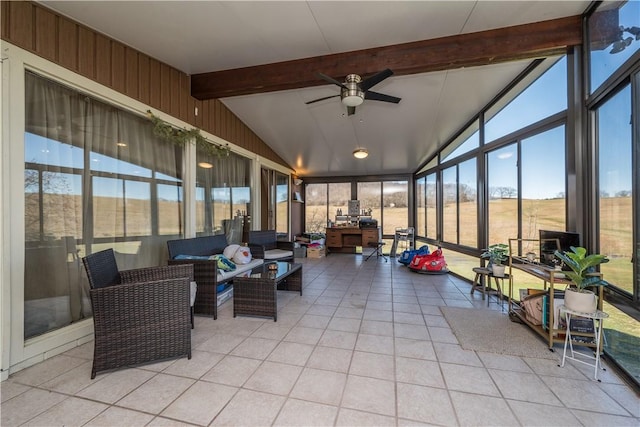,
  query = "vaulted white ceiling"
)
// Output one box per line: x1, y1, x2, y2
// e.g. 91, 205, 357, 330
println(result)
41, 1, 590, 177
